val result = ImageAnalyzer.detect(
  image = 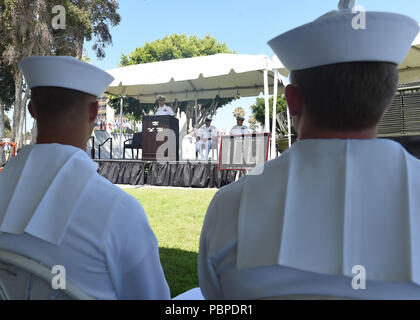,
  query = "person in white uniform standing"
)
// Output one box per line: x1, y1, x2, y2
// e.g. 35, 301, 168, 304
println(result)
199, 1, 420, 300
230, 116, 249, 135
0, 56, 170, 300
229, 116, 250, 166
196, 118, 218, 160
155, 95, 175, 116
